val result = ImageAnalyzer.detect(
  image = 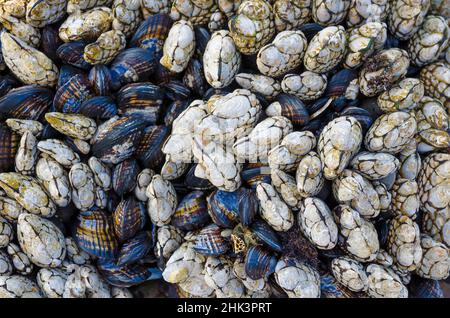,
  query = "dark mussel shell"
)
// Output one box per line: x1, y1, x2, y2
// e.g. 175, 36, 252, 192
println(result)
241, 163, 271, 189
109, 48, 158, 90
325, 69, 358, 98
163, 80, 191, 101
40, 25, 62, 62
130, 13, 173, 53
183, 59, 207, 97
153, 62, 175, 85
338, 106, 374, 133
91, 116, 147, 164
408, 277, 444, 298
97, 259, 162, 287
193, 224, 230, 256
117, 83, 164, 124
53, 74, 95, 113
0, 124, 19, 173
320, 272, 356, 298
113, 196, 147, 243
74, 209, 119, 260
41, 123, 63, 140
250, 219, 282, 253
117, 231, 153, 266
307, 97, 333, 120
57, 41, 91, 70
275, 94, 310, 126
244, 246, 278, 280
135, 125, 169, 169
384, 32, 400, 50
57, 65, 85, 89
194, 27, 210, 56
107, 190, 122, 214
164, 99, 191, 126
238, 188, 258, 226
301, 118, 323, 137
0, 75, 18, 96
299, 23, 324, 41
79, 96, 118, 120
112, 159, 140, 196
184, 164, 214, 191
207, 189, 240, 228
171, 190, 210, 231
0, 85, 53, 121
88, 65, 112, 96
